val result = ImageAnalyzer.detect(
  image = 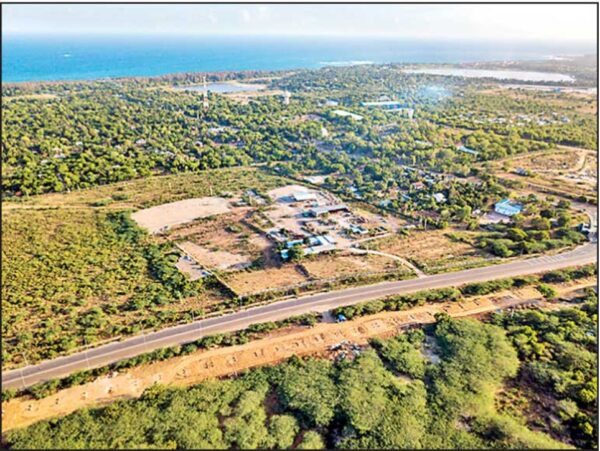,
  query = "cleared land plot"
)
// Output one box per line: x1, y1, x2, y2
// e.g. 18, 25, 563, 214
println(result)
225, 89, 286, 104
301, 252, 403, 279
367, 229, 492, 274
494, 147, 597, 199
179, 241, 252, 271
132, 197, 231, 234
167, 209, 272, 271
223, 265, 309, 295
507, 147, 592, 174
